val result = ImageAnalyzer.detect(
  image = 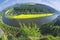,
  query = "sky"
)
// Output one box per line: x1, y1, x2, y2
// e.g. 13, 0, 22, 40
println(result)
0, 0, 60, 11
